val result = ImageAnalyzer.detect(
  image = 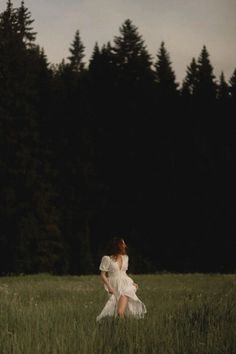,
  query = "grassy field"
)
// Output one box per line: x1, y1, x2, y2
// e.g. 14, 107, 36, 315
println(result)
0, 273, 235, 354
